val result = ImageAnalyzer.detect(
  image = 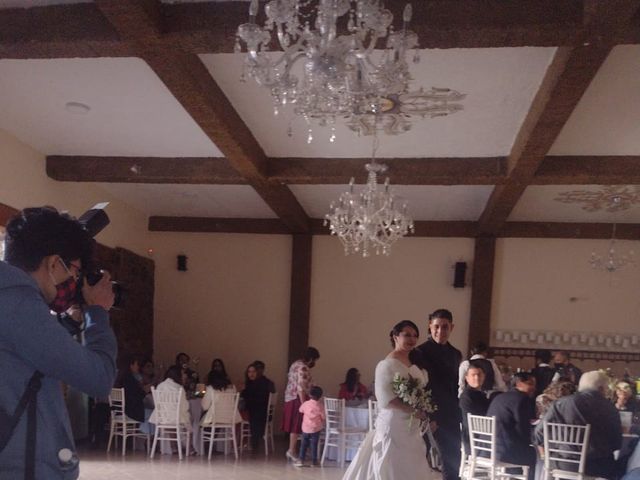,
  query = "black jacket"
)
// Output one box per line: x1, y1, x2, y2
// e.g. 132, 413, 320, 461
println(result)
413, 337, 462, 425
121, 371, 146, 422
531, 364, 555, 397
486, 390, 536, 467
460, 386, 490, 453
